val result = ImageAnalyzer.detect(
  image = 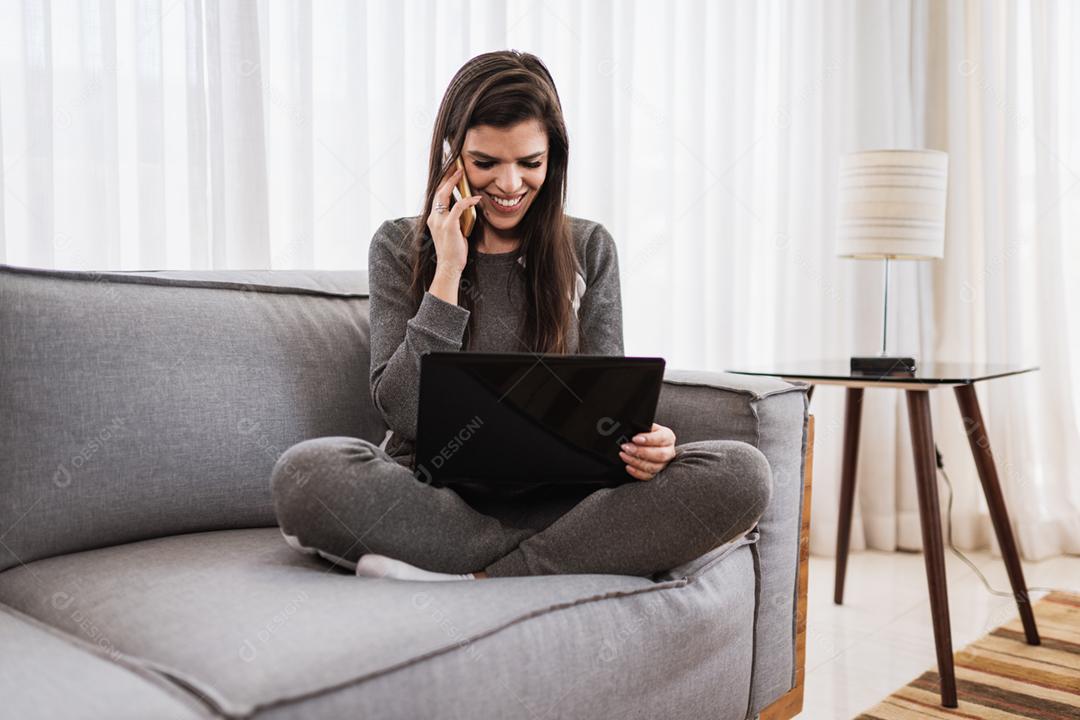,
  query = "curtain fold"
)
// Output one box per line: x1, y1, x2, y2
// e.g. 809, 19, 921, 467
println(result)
1025, 0, 1080, 555
911, 0, 1080, 560
0, 0, 1076, 560
22, 0, 55, 268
